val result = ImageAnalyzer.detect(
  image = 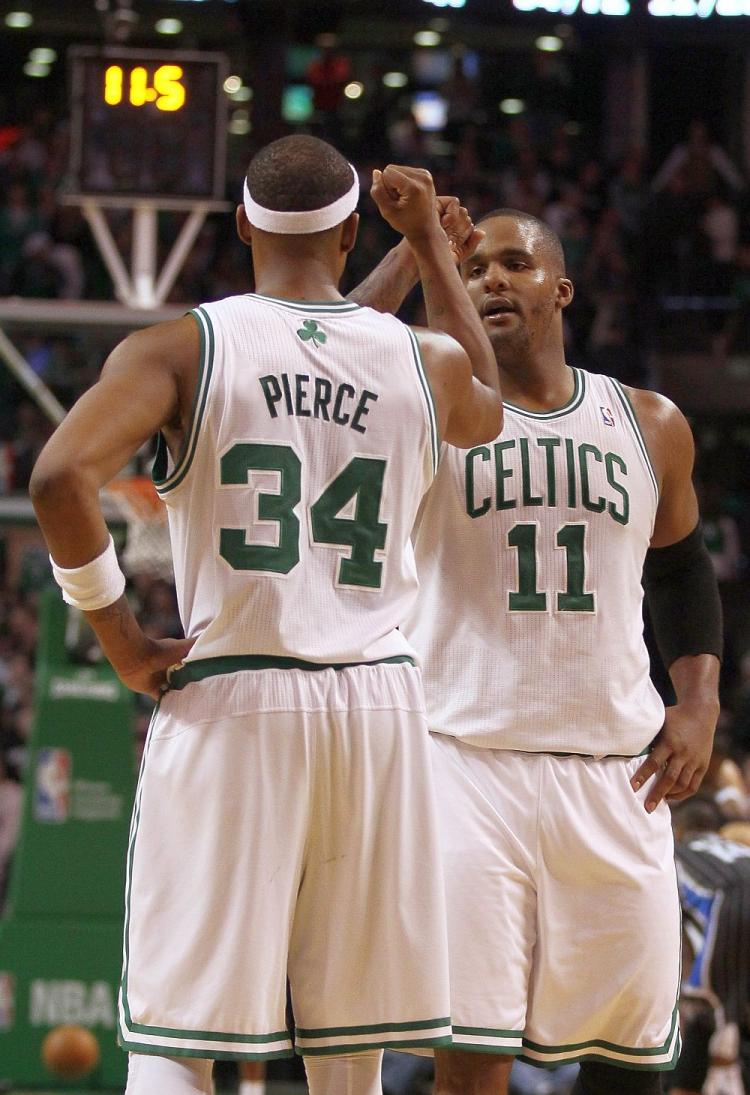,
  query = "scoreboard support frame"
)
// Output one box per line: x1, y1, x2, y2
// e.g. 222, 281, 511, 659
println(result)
62, 194, 230, 310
